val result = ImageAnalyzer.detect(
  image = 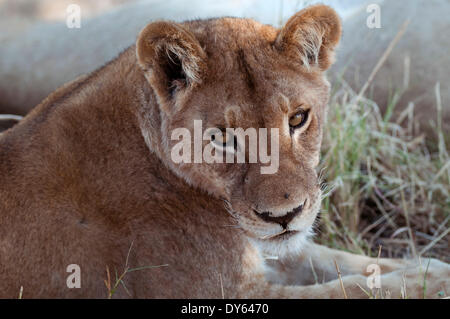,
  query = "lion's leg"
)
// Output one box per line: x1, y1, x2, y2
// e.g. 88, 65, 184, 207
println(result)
245, 240, 449, 298
239, 274, 369, 298
242, 264, 449, 299
265, 242, 418, 286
